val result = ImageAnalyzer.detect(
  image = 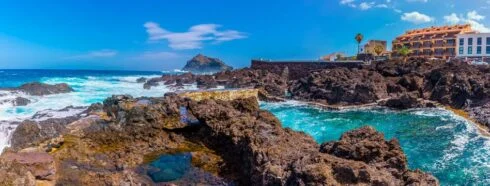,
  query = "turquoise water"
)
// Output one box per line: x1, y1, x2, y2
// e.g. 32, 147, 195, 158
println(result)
147, 153, 192, 182
261, 101, 490, 185
145, 153, 231, 185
